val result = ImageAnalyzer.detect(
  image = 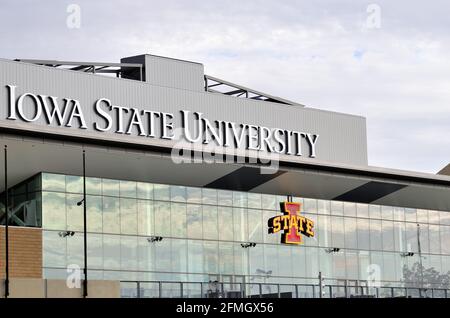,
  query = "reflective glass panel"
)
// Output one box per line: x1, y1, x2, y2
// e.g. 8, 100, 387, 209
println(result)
42, 173, 65, 192
120, 198, 137, 235
103, 196, 120, 234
